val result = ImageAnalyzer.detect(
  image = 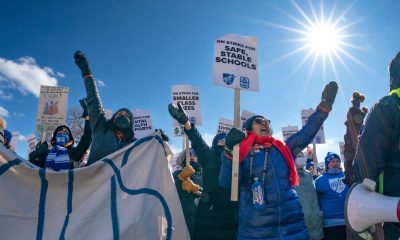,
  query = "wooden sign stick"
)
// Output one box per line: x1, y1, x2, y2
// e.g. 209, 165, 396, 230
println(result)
231, 88, 241, 201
